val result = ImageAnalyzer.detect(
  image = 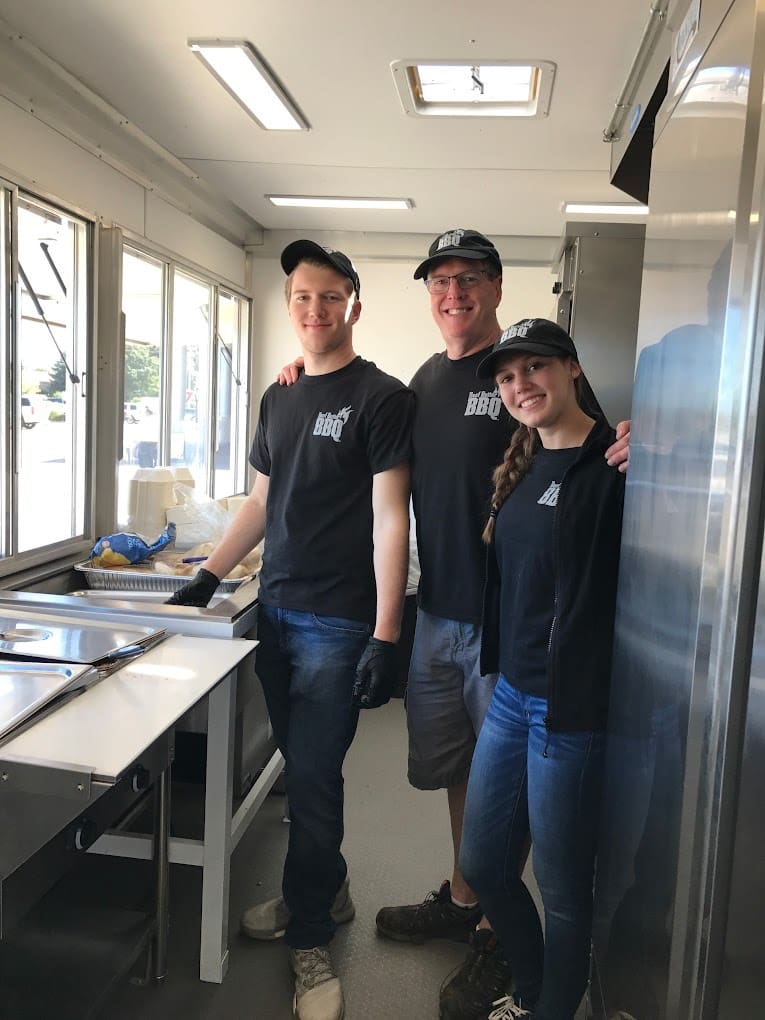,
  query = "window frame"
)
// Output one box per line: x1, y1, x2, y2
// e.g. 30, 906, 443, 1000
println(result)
0, 183, 96, 580
120, 239, 252, 499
